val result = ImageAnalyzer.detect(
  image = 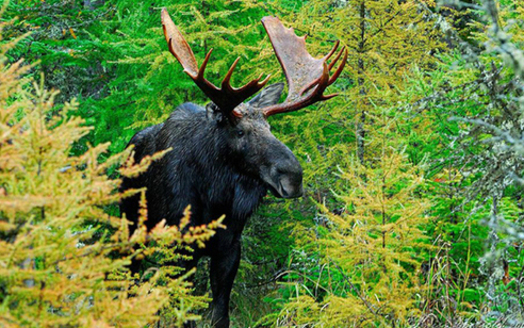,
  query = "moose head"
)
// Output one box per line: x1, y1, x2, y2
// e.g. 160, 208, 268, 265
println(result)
161, 9, 347, 200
